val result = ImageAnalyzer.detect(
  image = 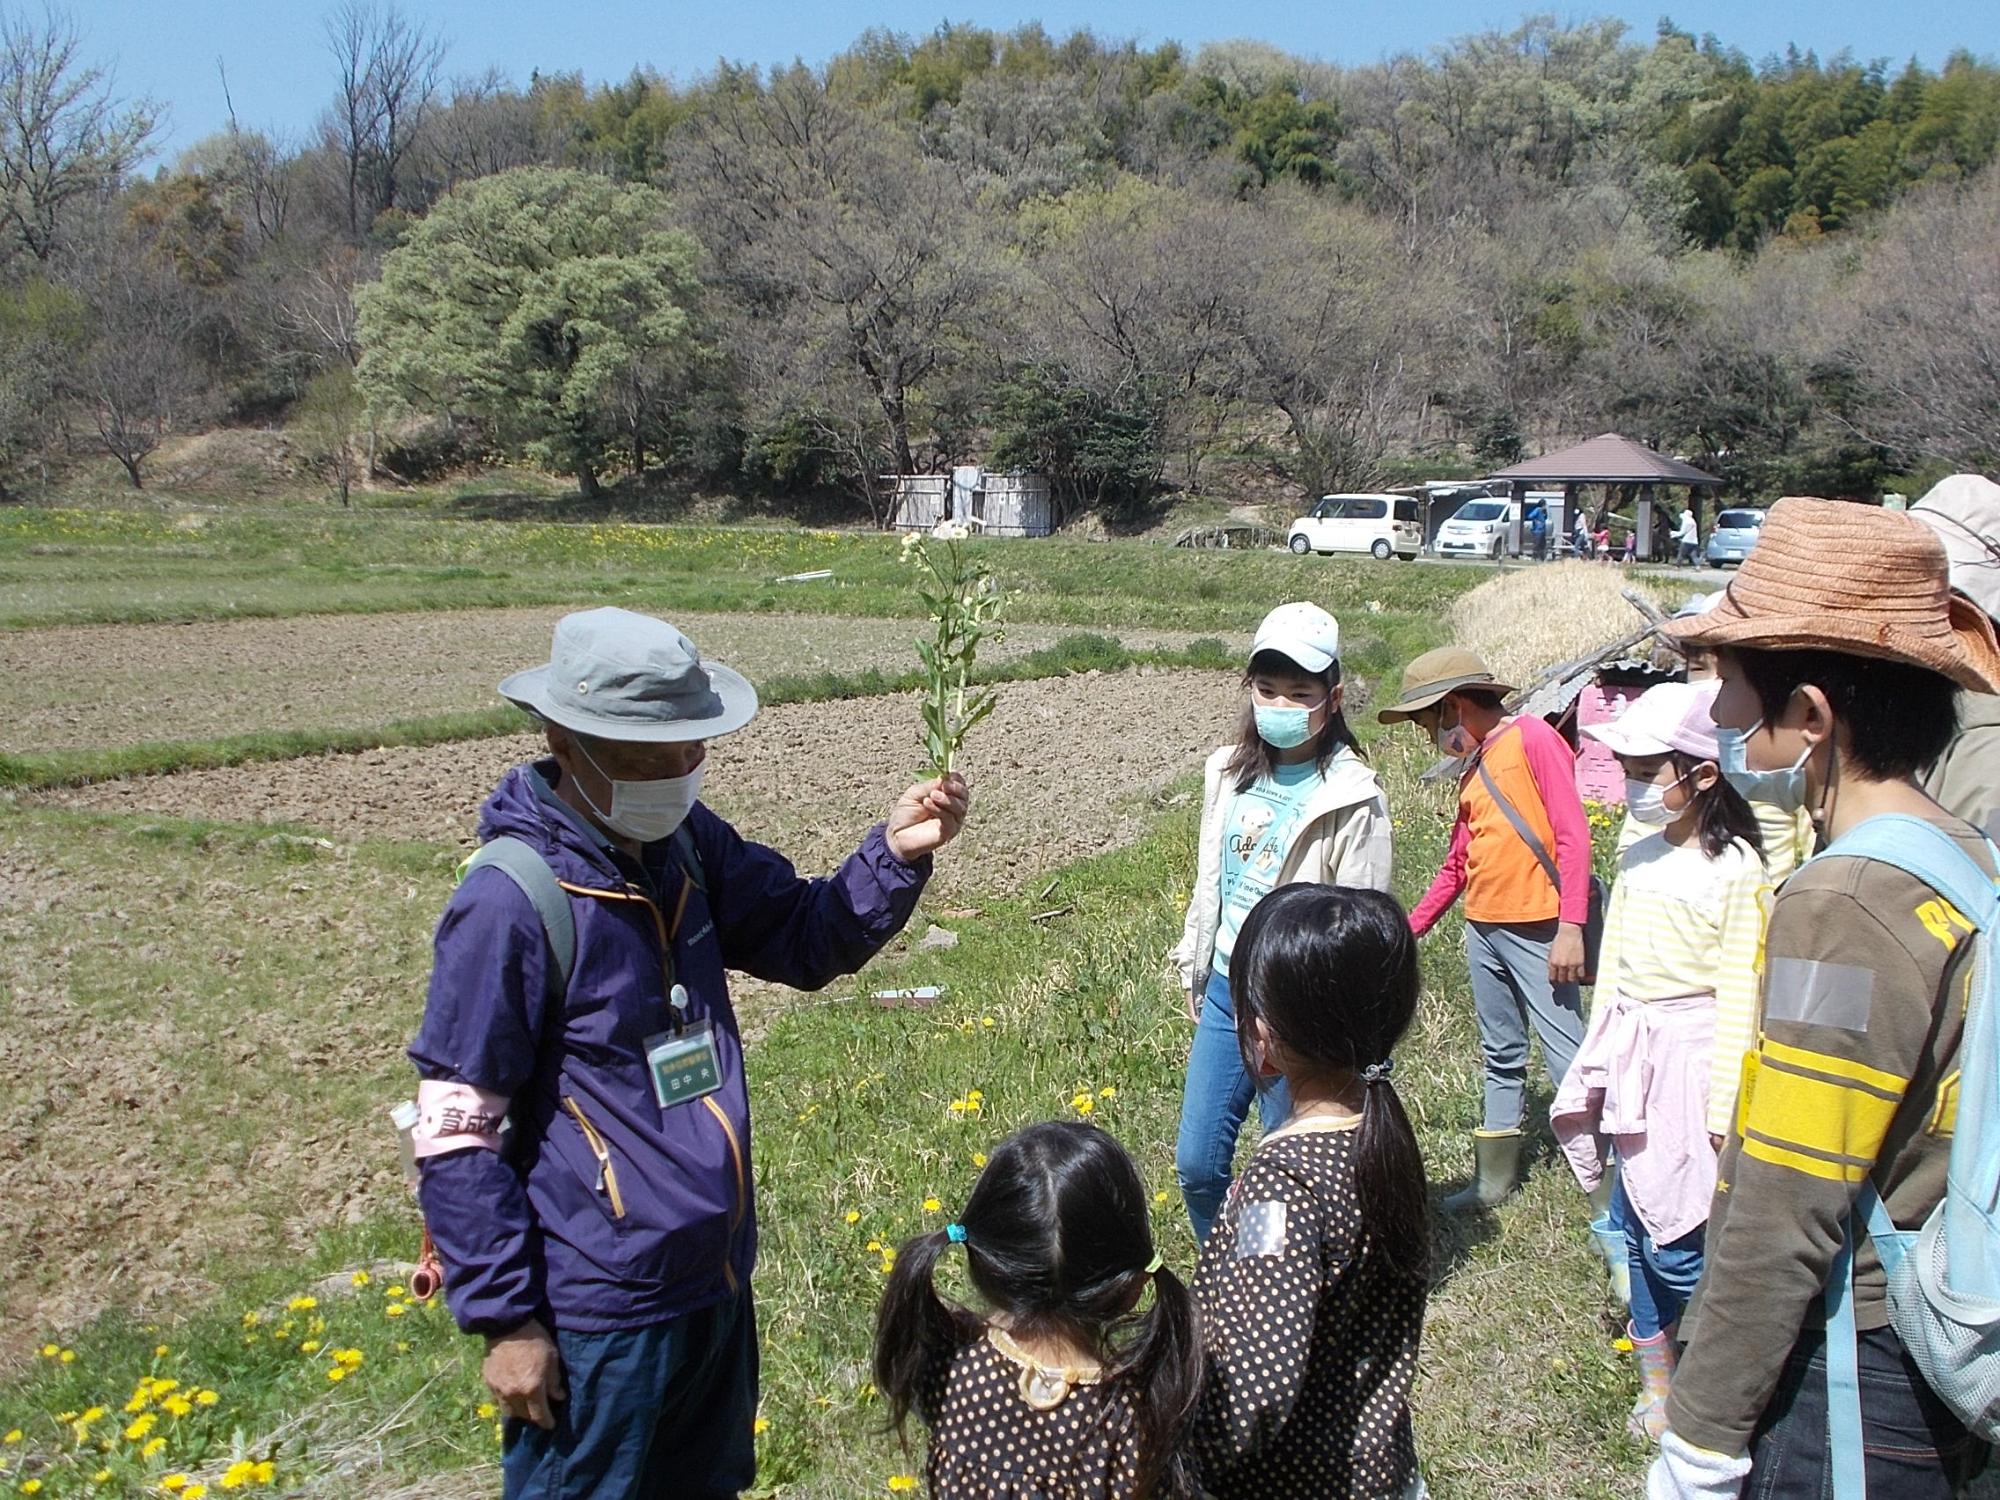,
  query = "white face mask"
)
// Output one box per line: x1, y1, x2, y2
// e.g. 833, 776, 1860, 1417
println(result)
575, 741, 704, 843
1624, 775, 1679, 827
